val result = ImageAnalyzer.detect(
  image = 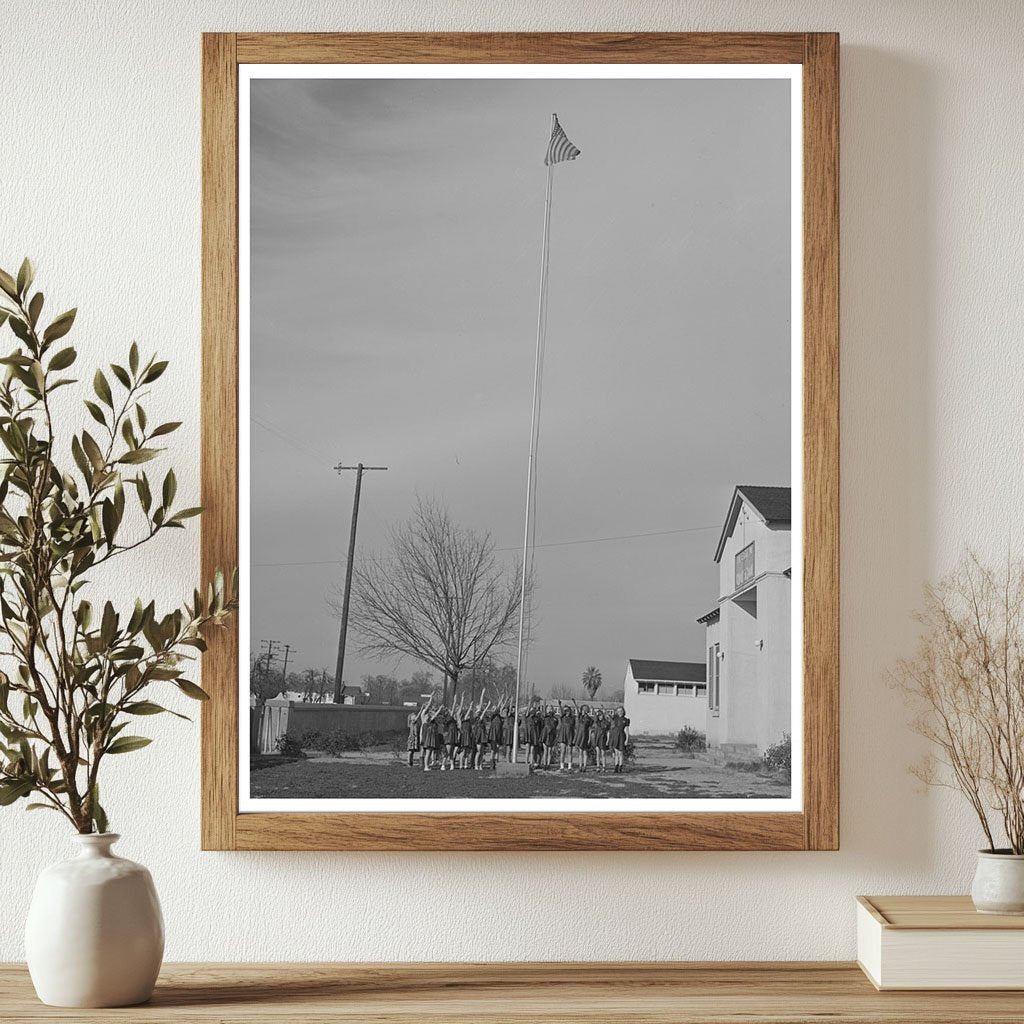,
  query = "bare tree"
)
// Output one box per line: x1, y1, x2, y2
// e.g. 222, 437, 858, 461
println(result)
582, 666, 603, 699
337, 499, 529, 706
894, 552, 1024, 853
